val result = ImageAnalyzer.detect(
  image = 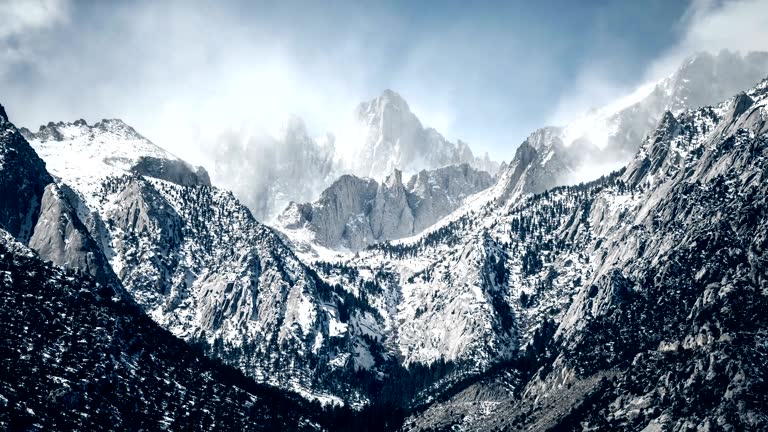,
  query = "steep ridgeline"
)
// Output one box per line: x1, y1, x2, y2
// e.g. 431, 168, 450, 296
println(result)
277, 163, 493, 252
401, 79, 768, 430
210, 91, 499, 222
0, 105, 118, 289
0, 105, 52, 243
350, 90, 499, 179
20, 119, 211, 200
0, 229, 324, 431
14, 113, 399, 405
494, 50, 768, 204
